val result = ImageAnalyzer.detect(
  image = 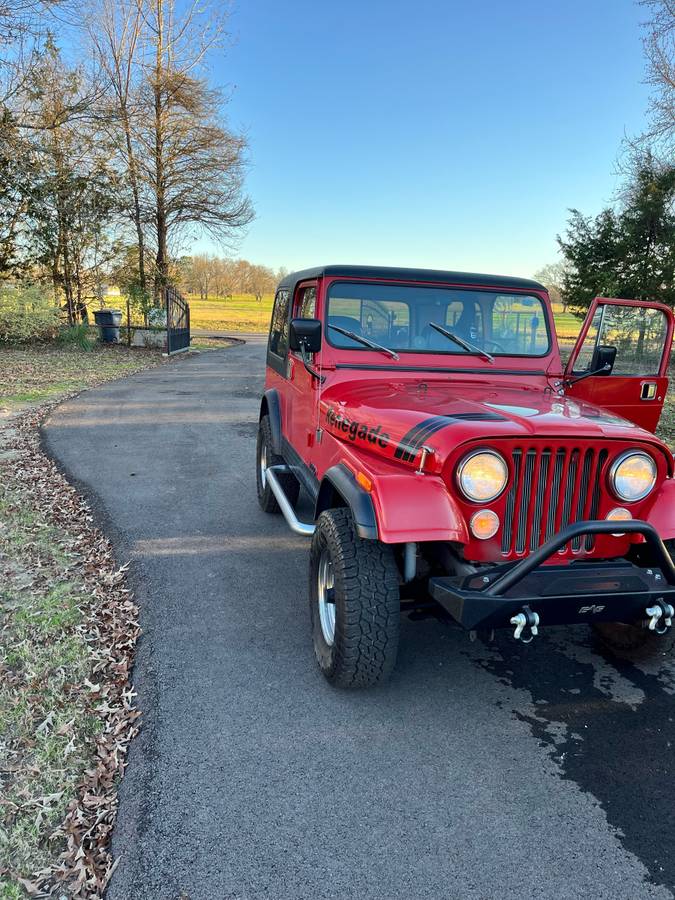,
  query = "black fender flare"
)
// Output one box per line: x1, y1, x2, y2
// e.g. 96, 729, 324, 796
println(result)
260, 389, 282, 455
315, 464, 378, 540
